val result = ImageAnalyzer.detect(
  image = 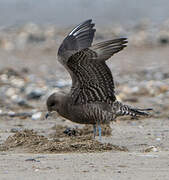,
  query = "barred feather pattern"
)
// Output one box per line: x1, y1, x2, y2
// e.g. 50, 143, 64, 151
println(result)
83, 104, 116, 124
68, 103, 116, 124
112, 100, 151, 117
68, 49, 116, 104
